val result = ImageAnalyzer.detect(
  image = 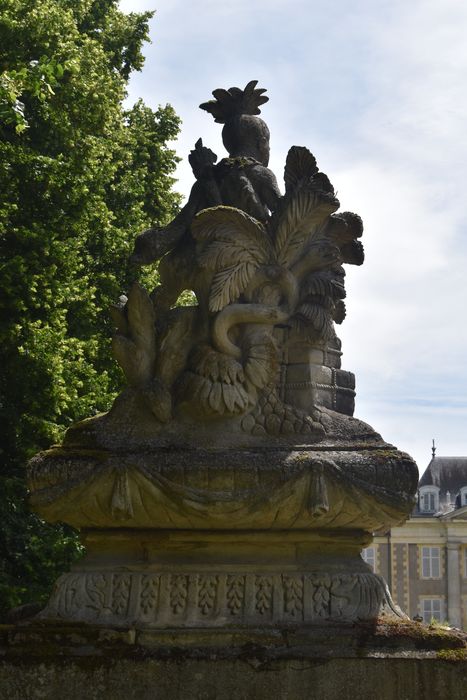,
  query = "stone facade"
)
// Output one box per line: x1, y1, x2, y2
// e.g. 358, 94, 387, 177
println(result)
363, 455, 467, 629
